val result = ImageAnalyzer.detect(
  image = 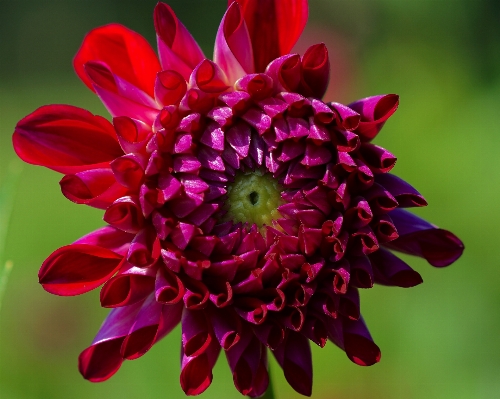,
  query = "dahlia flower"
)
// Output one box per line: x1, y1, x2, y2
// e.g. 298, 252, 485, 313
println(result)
13, 0, 464, 397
